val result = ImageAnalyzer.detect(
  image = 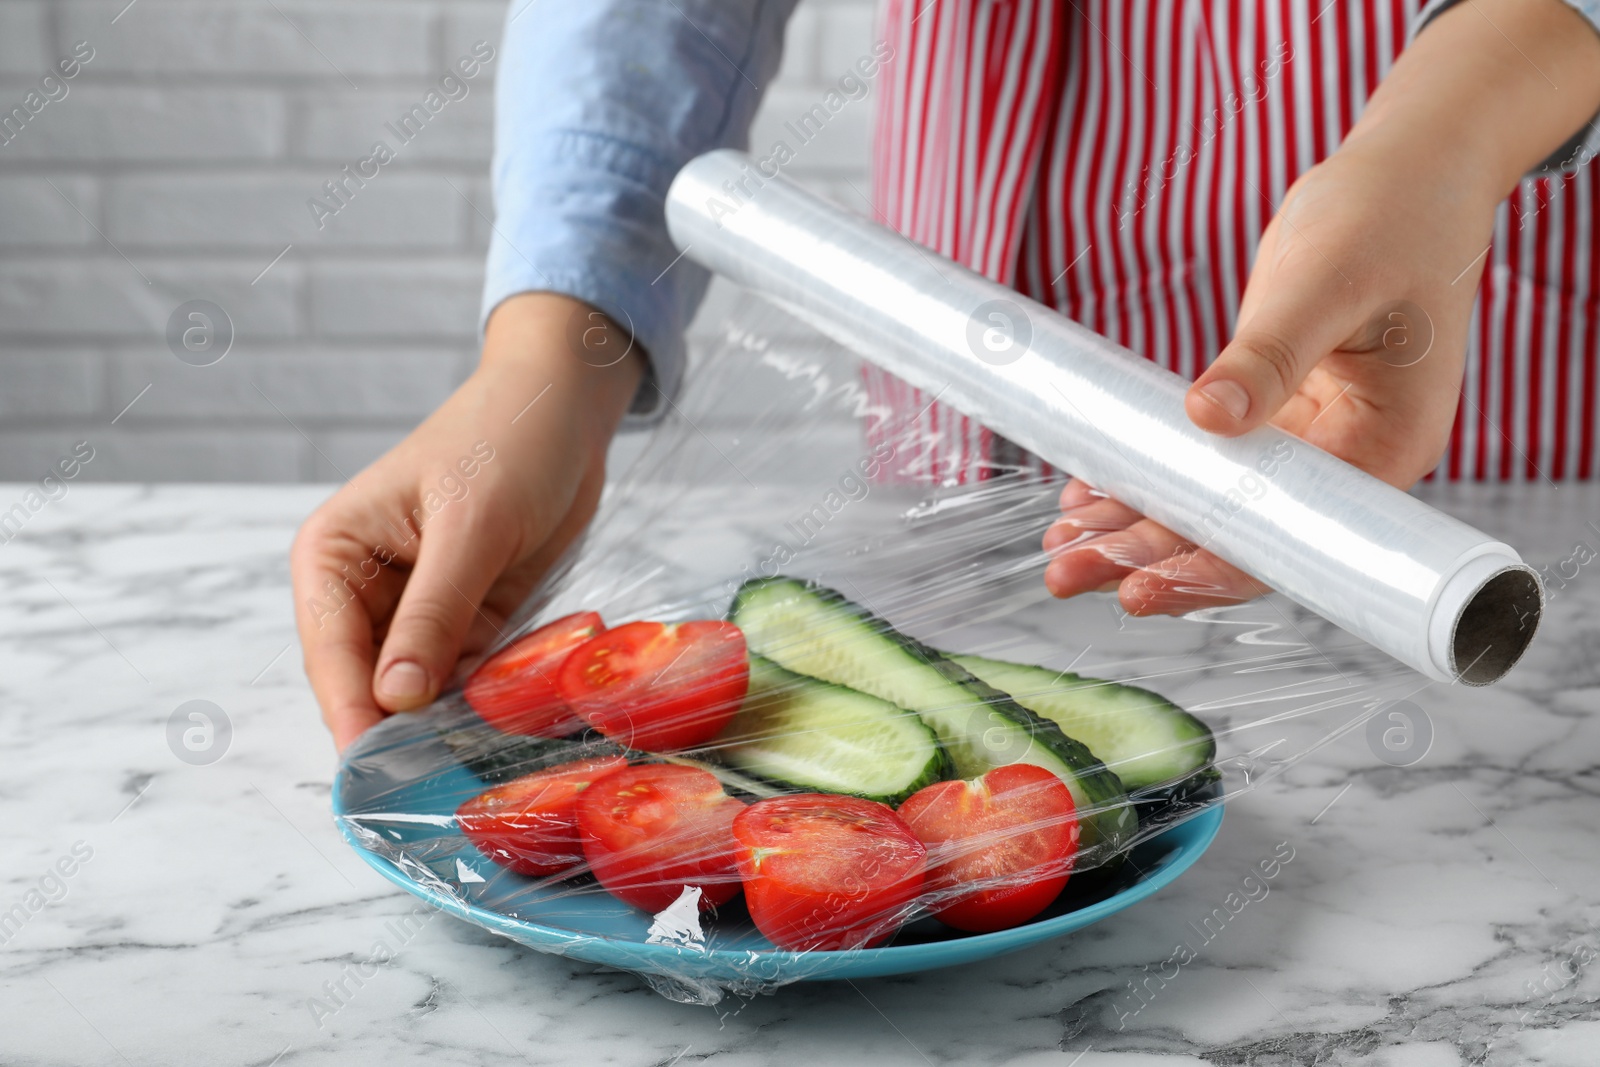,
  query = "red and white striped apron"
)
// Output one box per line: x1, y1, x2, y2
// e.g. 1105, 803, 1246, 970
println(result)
864, 0, 1600, 483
